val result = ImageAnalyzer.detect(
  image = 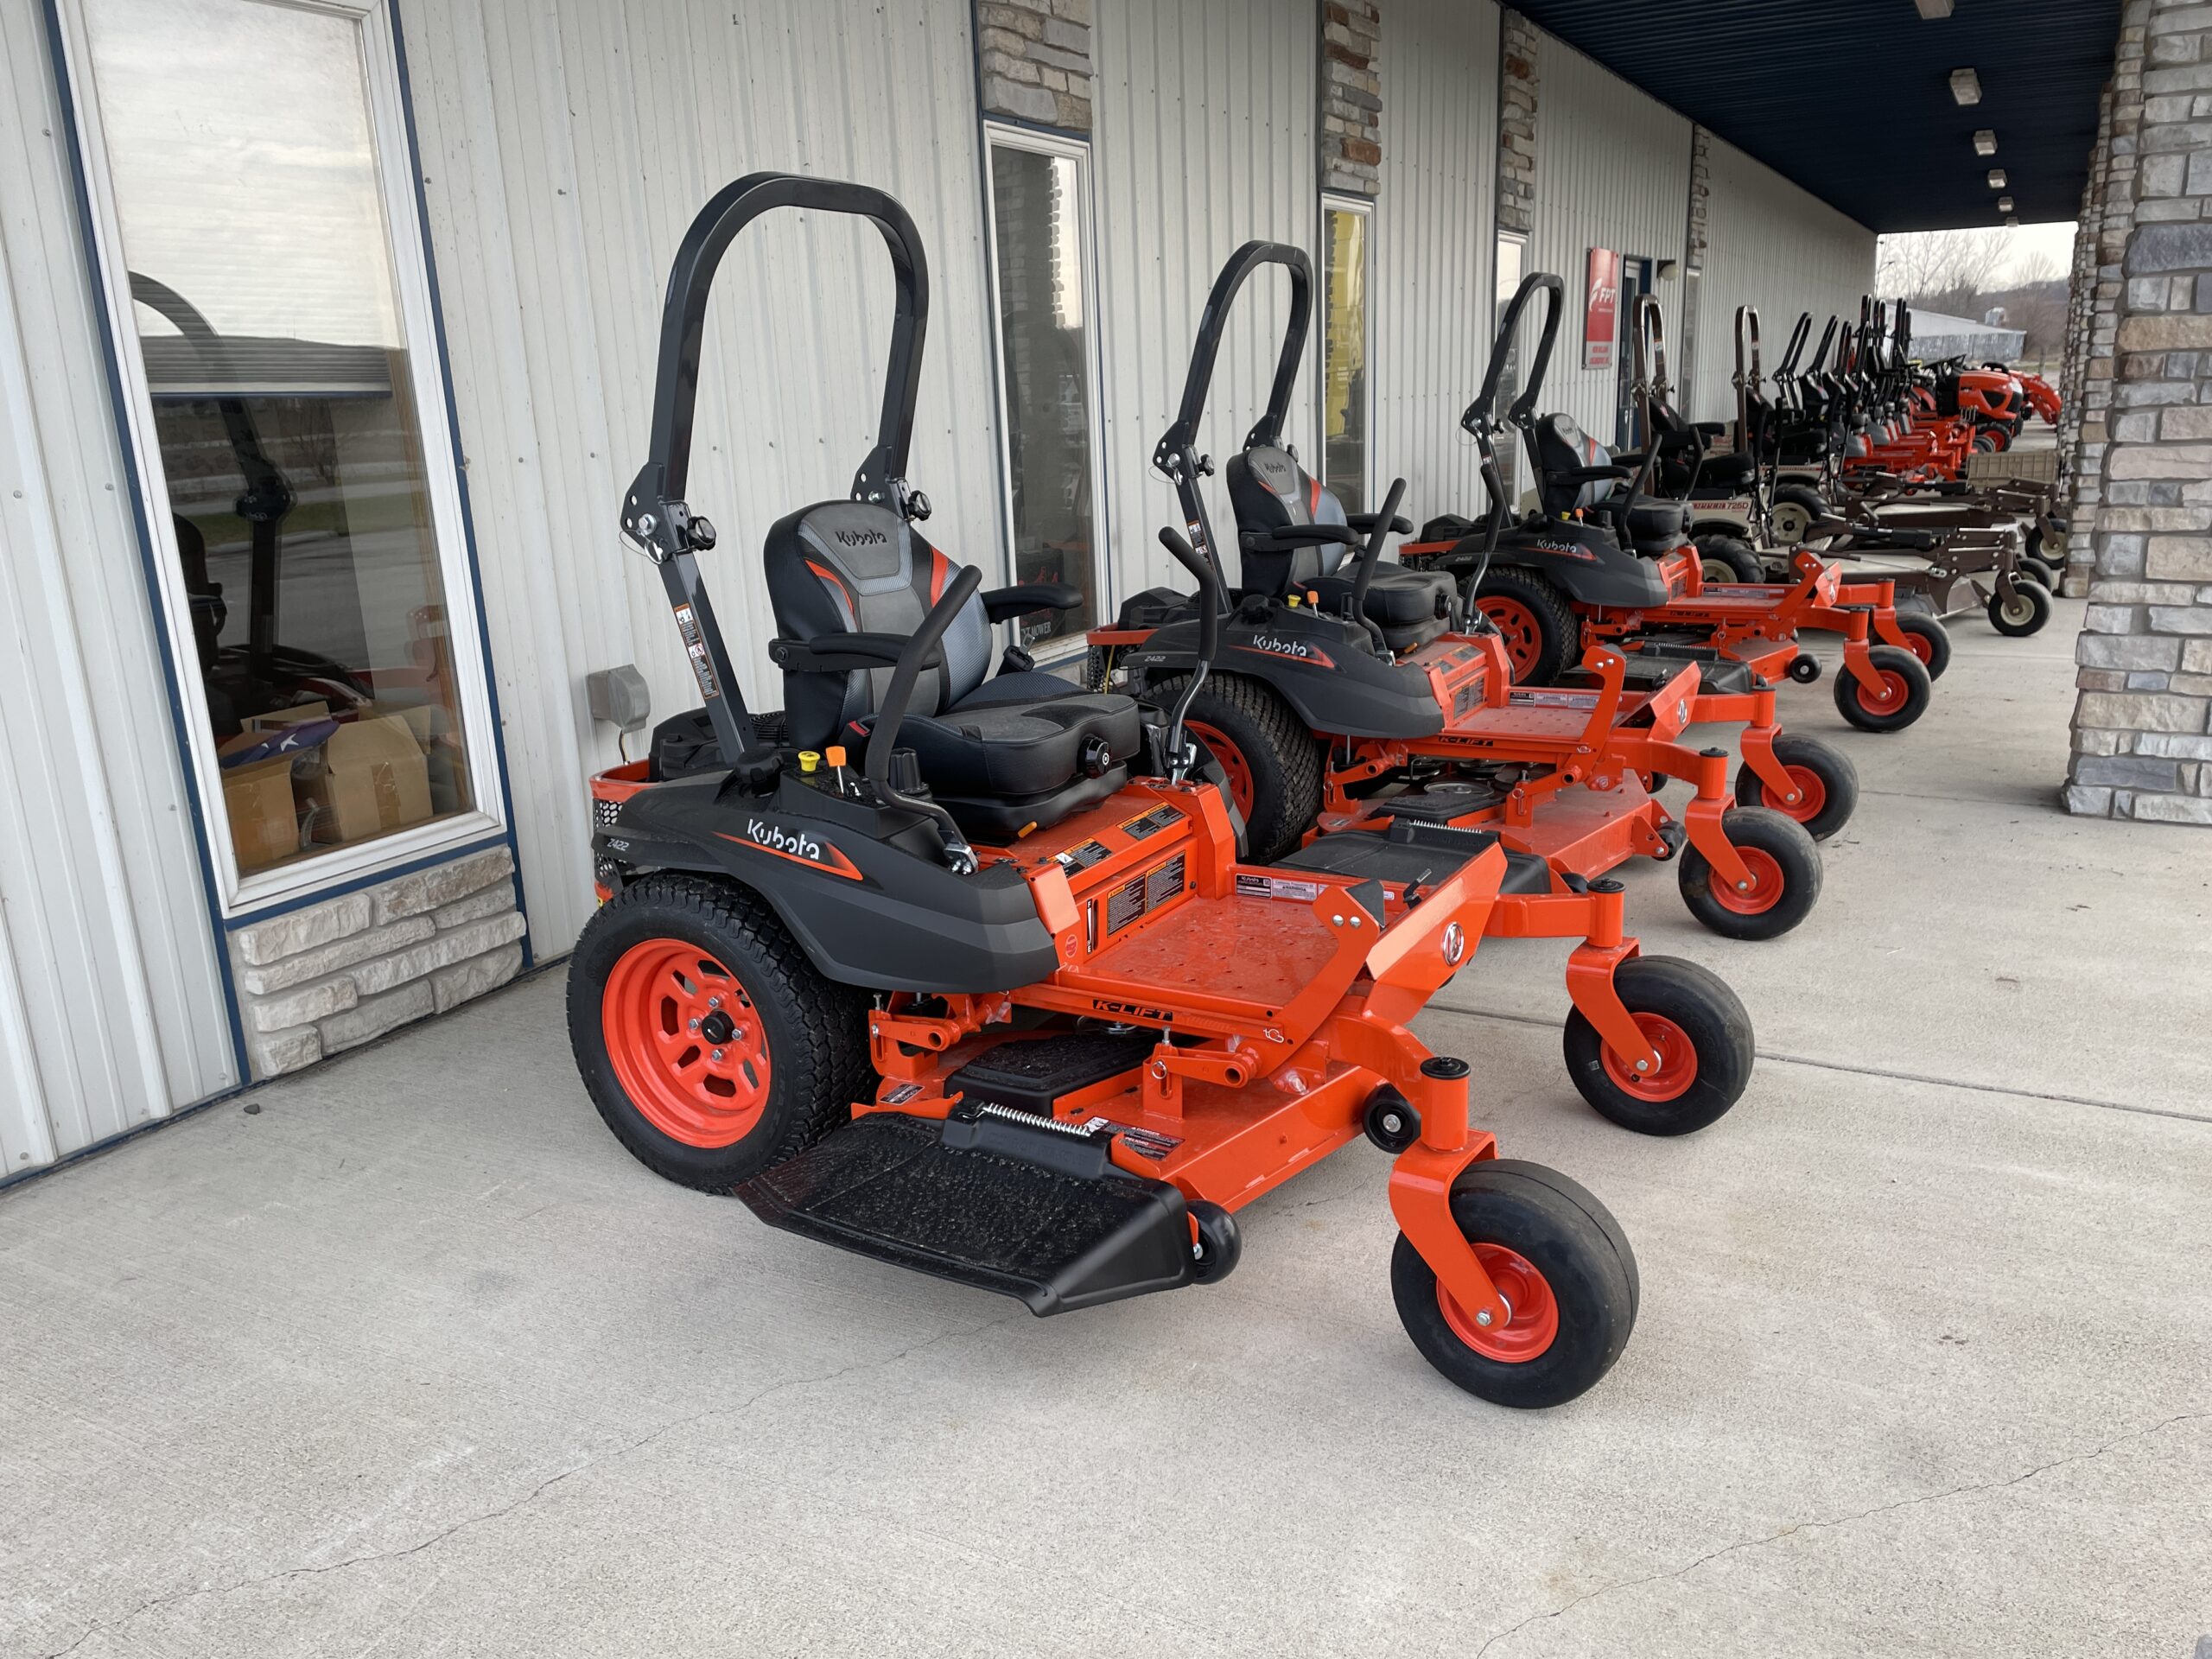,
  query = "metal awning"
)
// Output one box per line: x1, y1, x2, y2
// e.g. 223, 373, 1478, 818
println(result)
1509, 0, 2120, 232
